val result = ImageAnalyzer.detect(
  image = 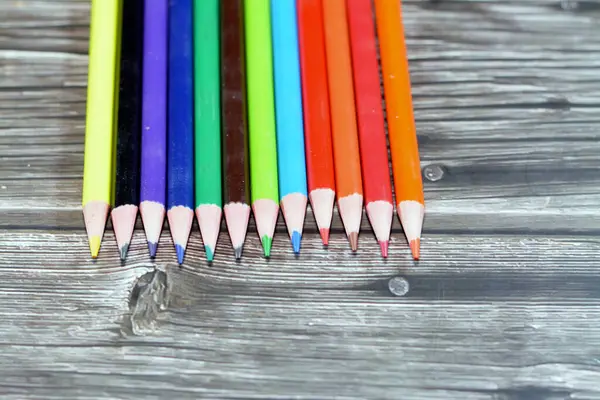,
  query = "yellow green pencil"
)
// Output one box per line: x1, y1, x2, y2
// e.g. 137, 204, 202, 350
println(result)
245, 0, 280, 257
82, 0, 123, 258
